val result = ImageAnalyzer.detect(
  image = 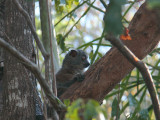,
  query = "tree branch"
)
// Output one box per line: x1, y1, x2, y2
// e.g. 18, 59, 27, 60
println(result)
60, 3, 160, 115
13, 0, 48, 59
106, 35, 160, 120
46, 0, 57, 96
99, 0, 107, 9
0, 37, 65, 112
